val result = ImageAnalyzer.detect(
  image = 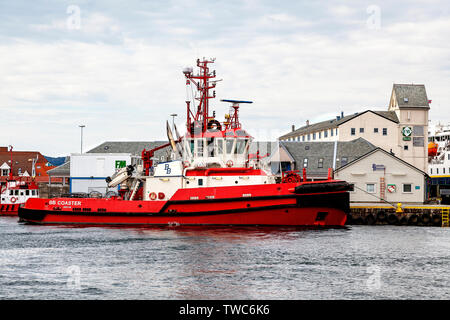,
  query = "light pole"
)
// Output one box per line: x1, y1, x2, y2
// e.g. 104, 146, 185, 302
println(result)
79, 125, 85, 153
170, 113, 178, 129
